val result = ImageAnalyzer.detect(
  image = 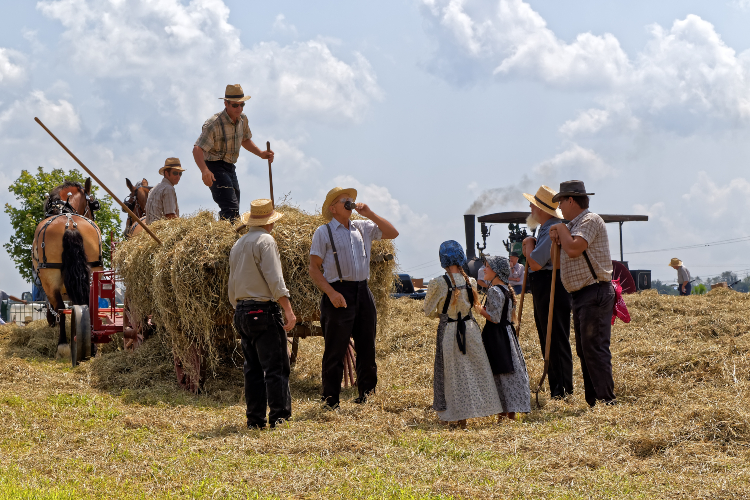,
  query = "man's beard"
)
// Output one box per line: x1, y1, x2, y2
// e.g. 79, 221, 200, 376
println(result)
526, 213, 540, 231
